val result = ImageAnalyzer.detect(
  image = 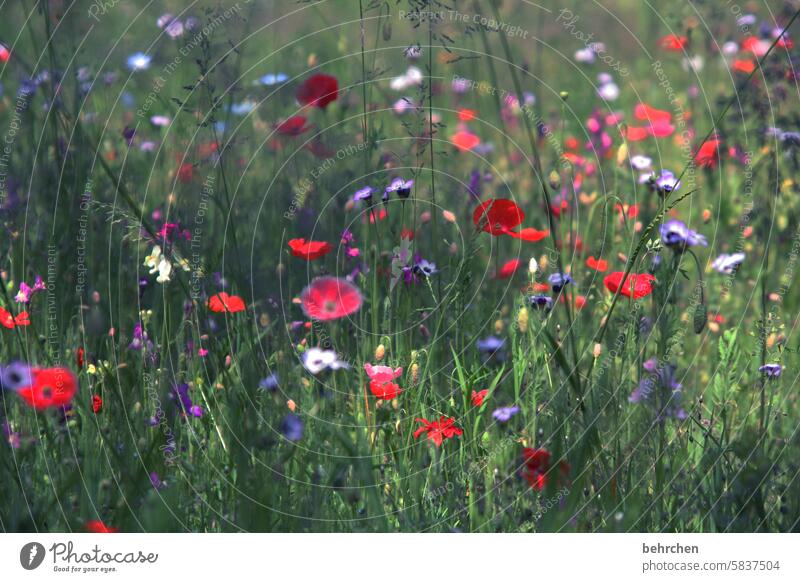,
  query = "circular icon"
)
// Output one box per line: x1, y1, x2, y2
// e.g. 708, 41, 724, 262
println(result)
19, 542, 45, 570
